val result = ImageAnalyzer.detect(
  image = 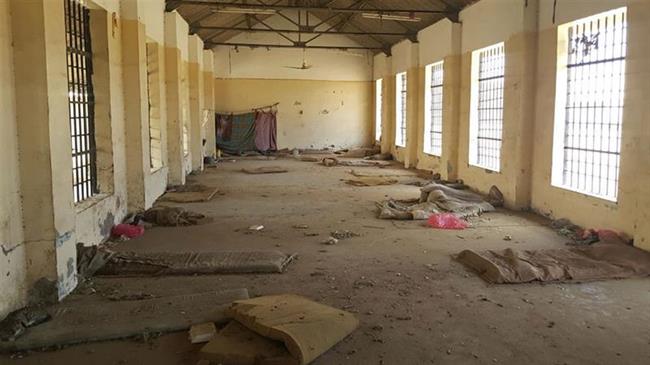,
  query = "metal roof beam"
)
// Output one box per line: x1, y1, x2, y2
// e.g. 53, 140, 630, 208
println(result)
167, 1, 454, 15
204, 41, 383, 51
